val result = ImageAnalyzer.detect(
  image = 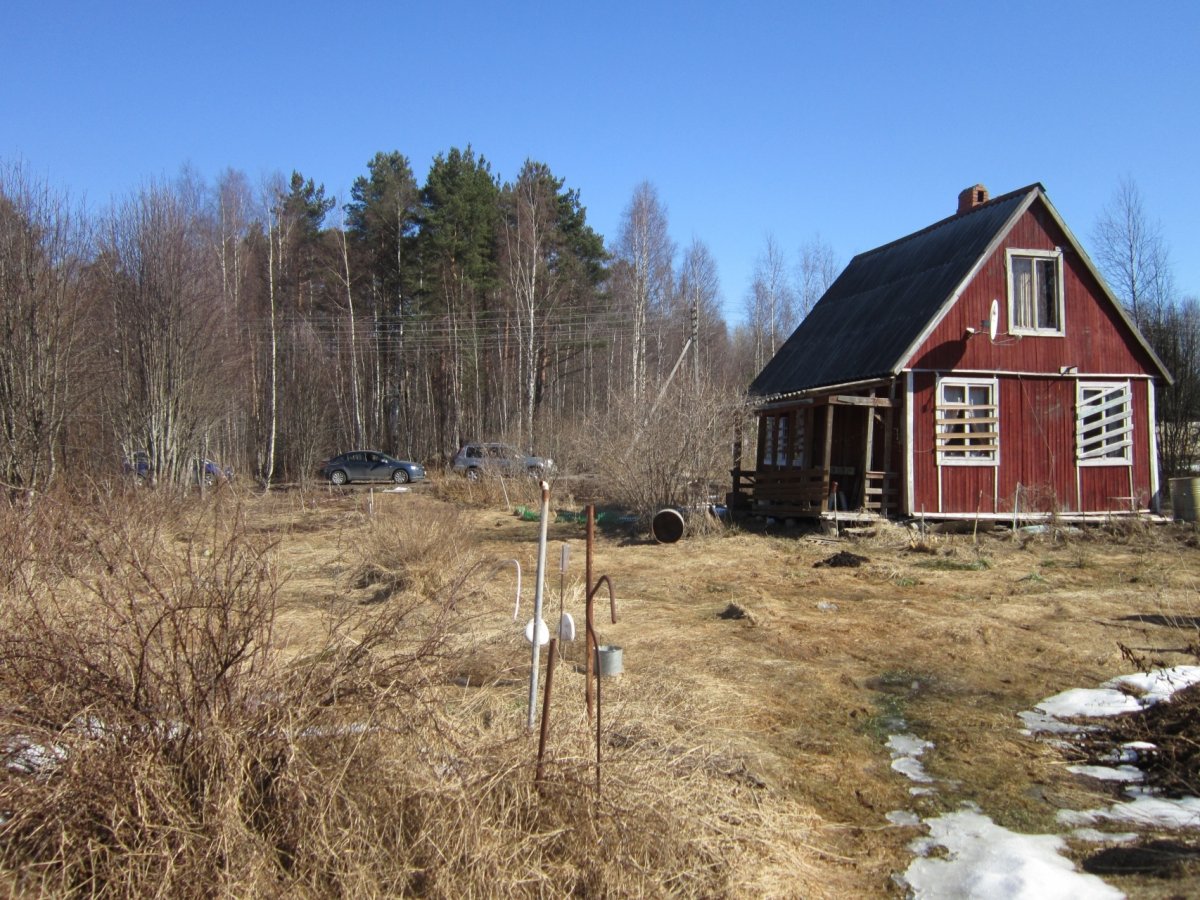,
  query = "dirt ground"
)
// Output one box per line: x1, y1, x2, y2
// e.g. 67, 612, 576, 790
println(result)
261, 480, 1200, 898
